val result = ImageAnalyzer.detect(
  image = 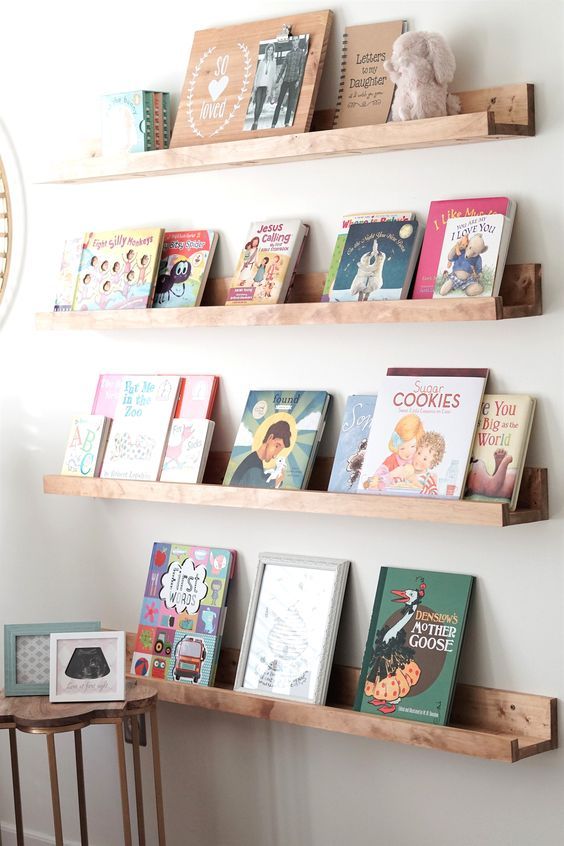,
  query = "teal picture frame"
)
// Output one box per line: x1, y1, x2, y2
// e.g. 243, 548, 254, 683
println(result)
4, 622, 101, 696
